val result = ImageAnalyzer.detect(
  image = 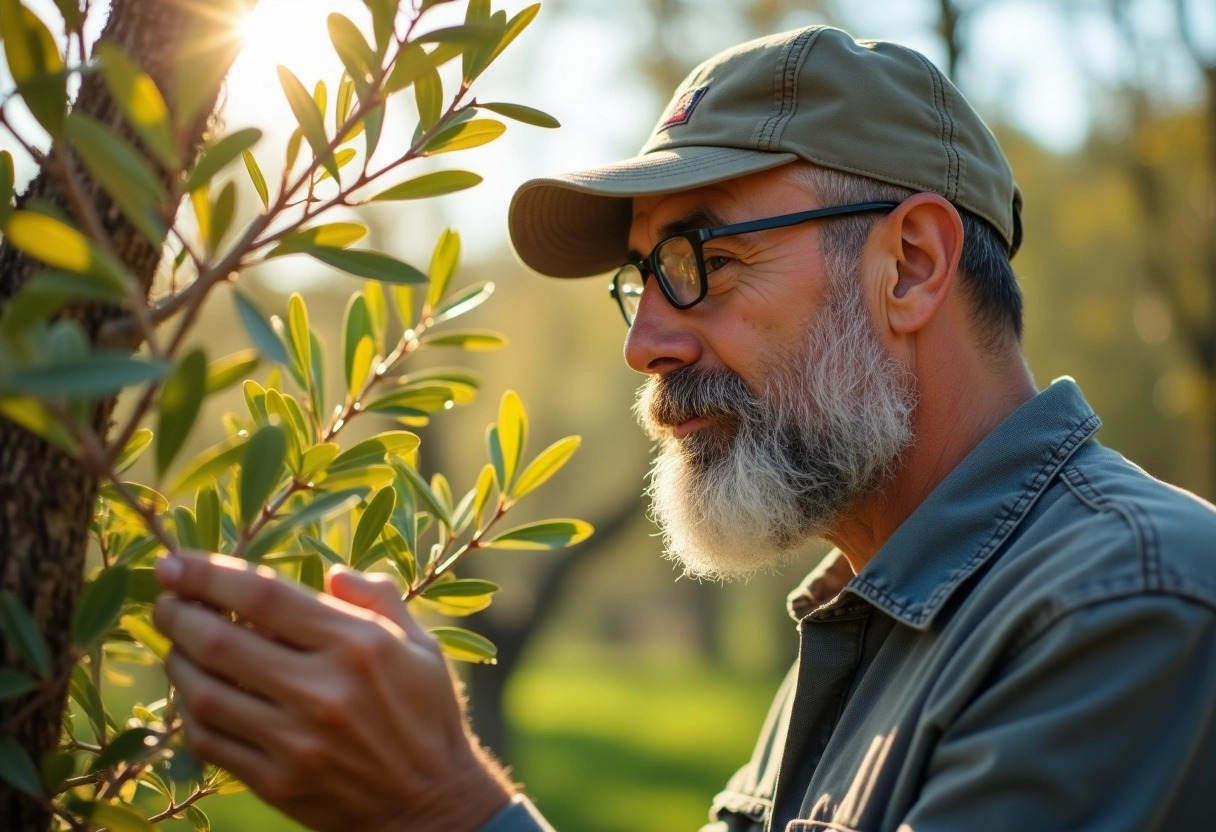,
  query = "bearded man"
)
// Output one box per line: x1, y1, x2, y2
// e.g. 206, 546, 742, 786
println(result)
152, 25, 1216, 832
